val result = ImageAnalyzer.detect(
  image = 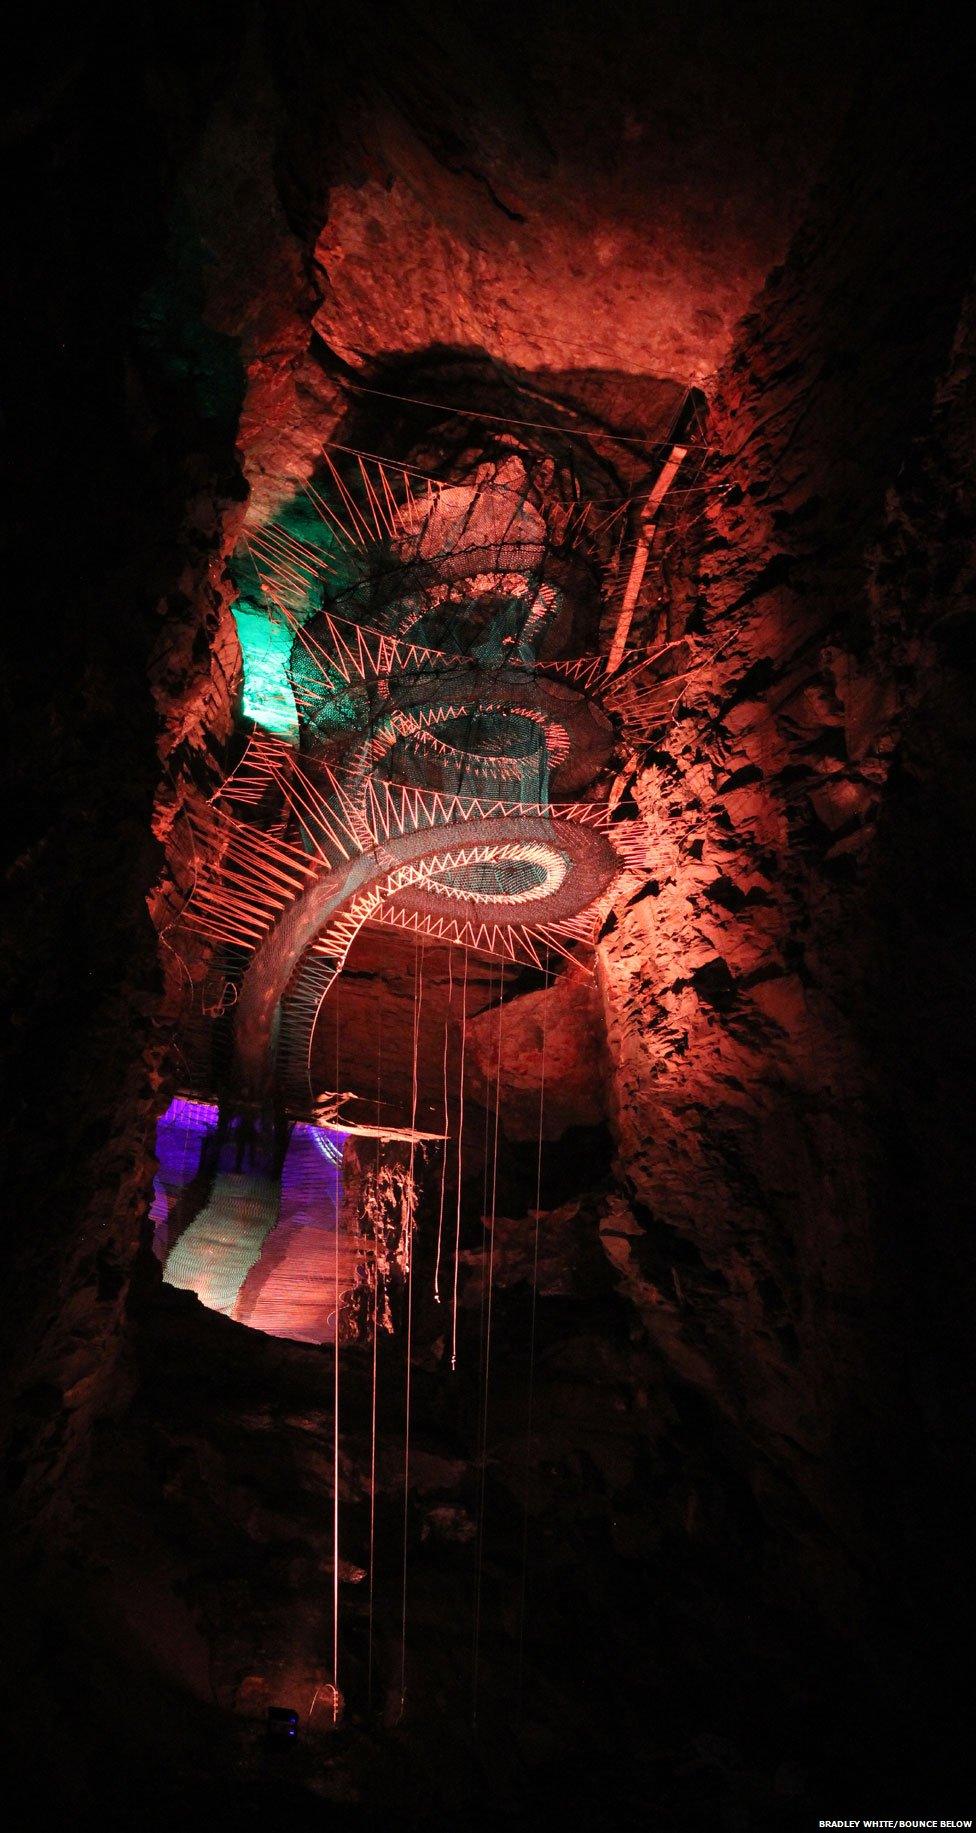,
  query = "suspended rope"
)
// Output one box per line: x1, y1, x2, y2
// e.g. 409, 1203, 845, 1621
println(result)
320, 437, 689, 508
477, 962, 497, 1393
399, 936, 425, 1717
434, 948, 454, 1305
472, 976, 505, 1724
367, 990, 383, 1708
340, 378, 708, 454
472, 962, 497, 1513
451, 948, 469, 1373
331, 983, 341, 1720
517, 946, 551, 1700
